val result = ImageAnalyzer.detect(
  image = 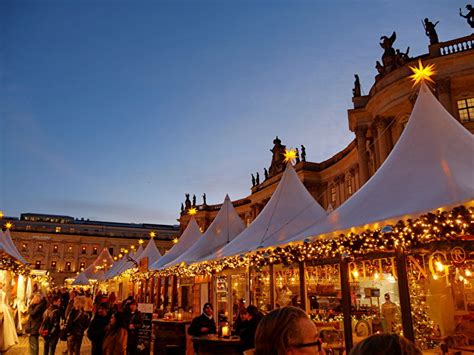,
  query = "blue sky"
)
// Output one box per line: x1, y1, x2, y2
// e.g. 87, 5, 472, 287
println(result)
0, 0, 469, 224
